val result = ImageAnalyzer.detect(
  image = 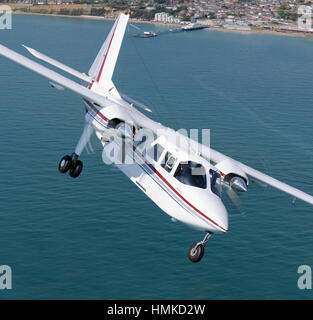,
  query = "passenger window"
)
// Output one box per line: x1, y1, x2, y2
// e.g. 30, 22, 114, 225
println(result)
147, 143, 164, 162
161, 152, 177, 173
